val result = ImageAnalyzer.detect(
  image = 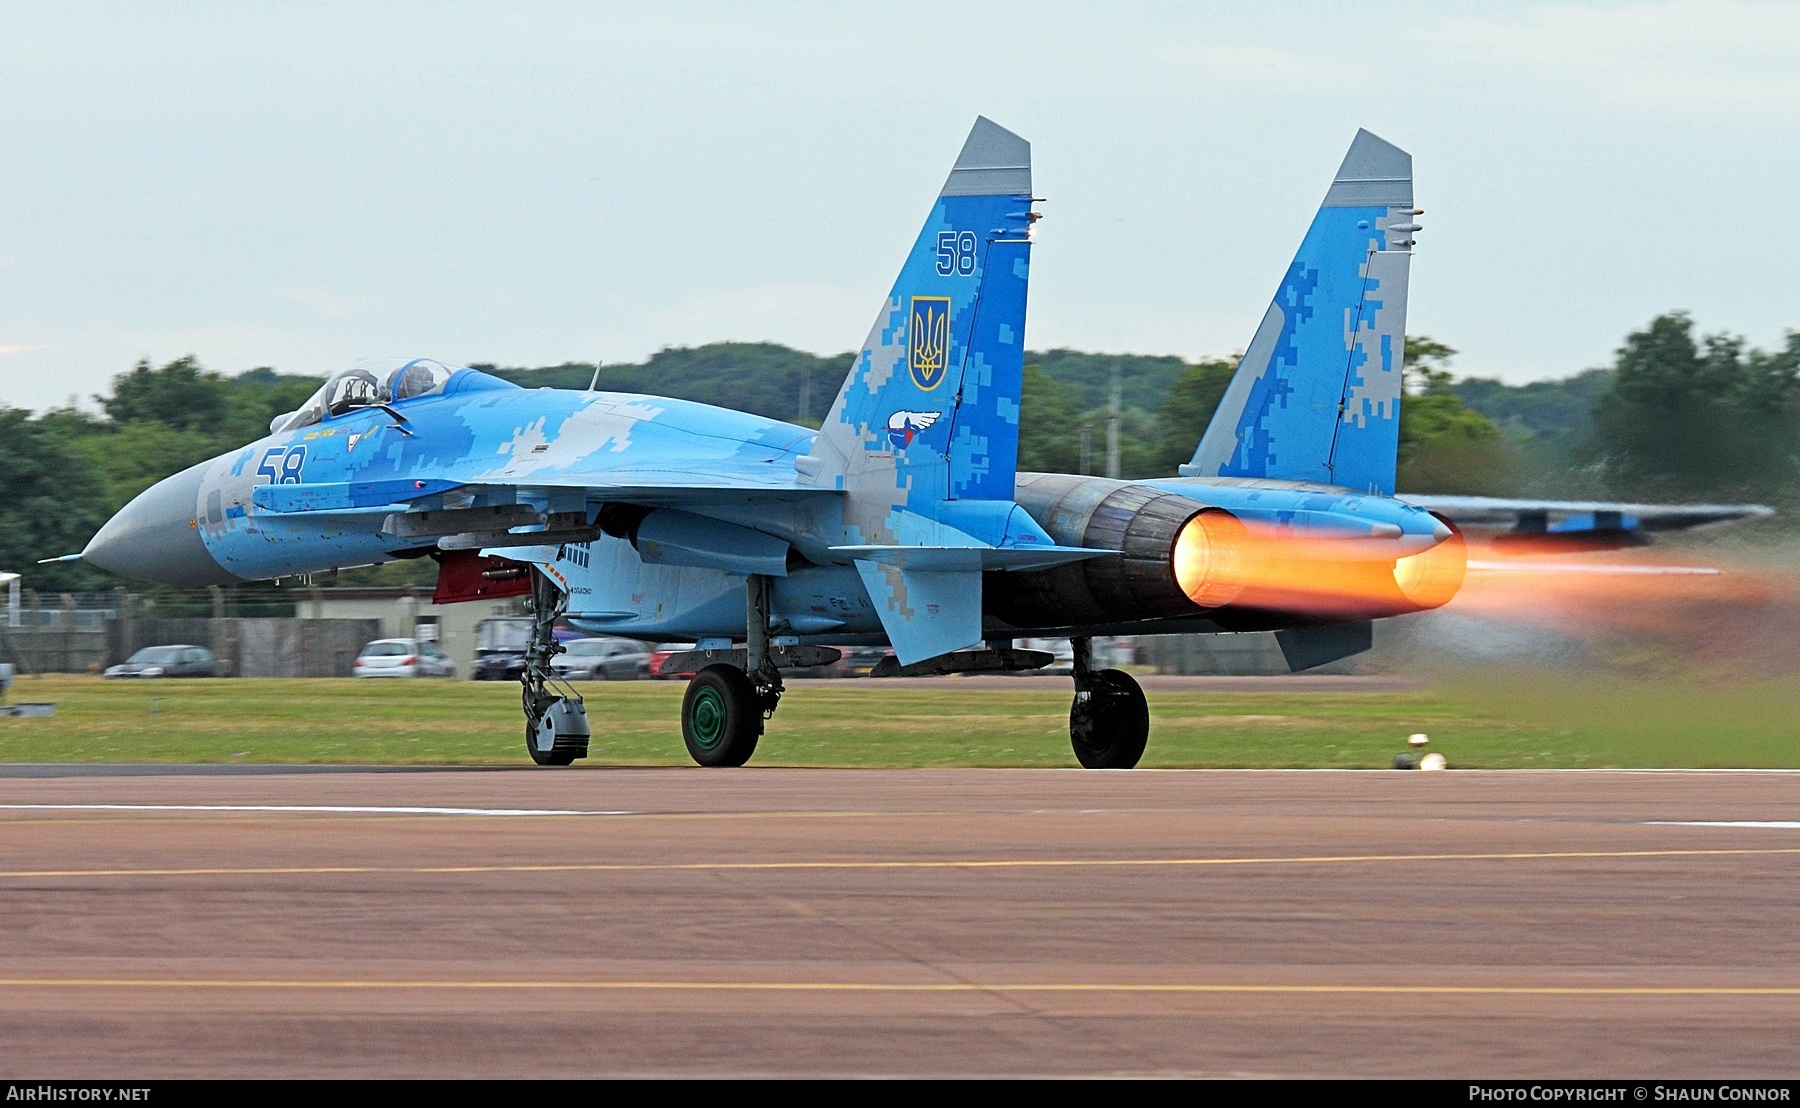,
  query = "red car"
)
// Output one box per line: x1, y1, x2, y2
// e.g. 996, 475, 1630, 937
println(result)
647, 644, 698, 680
